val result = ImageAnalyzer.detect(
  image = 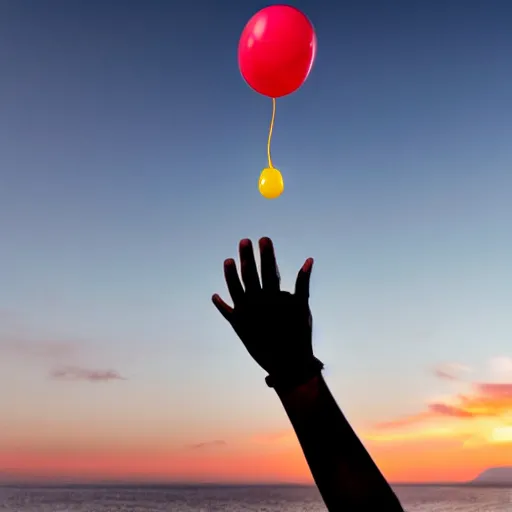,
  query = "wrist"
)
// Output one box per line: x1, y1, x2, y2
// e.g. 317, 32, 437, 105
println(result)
265, 356, 324, 394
